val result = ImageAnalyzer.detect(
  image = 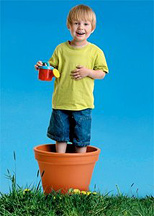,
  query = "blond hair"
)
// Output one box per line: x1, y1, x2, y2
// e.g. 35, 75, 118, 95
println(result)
67, 5, 96, 31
